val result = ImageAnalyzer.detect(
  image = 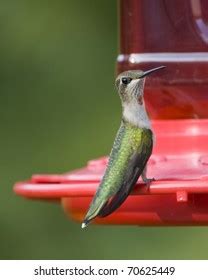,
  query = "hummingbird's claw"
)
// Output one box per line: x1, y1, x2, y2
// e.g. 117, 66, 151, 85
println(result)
142, 177, 155, 190
143, 177, 155, 183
